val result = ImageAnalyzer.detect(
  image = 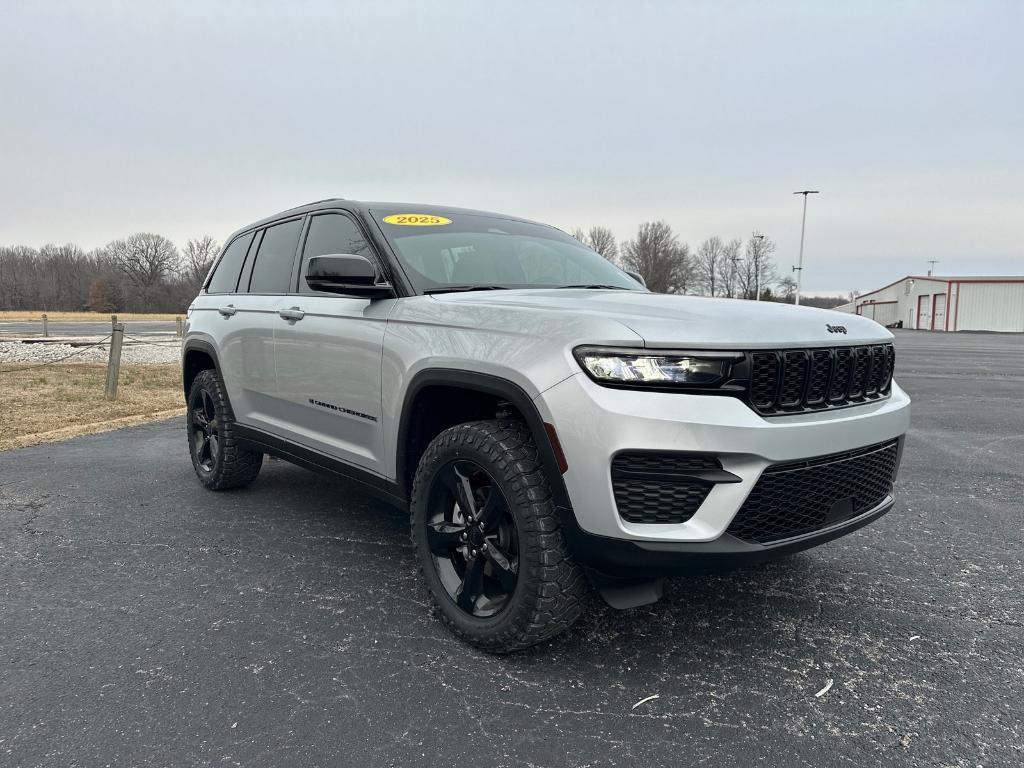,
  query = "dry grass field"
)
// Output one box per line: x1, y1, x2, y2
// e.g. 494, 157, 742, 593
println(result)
0, 363, 185, 451
0, 311, 182, 322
